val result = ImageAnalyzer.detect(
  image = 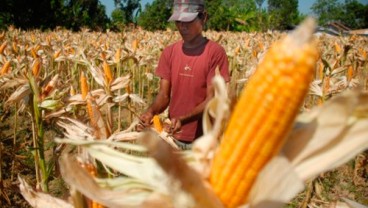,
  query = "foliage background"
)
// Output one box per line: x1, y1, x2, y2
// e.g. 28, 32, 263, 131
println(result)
0, 0, 367, 31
